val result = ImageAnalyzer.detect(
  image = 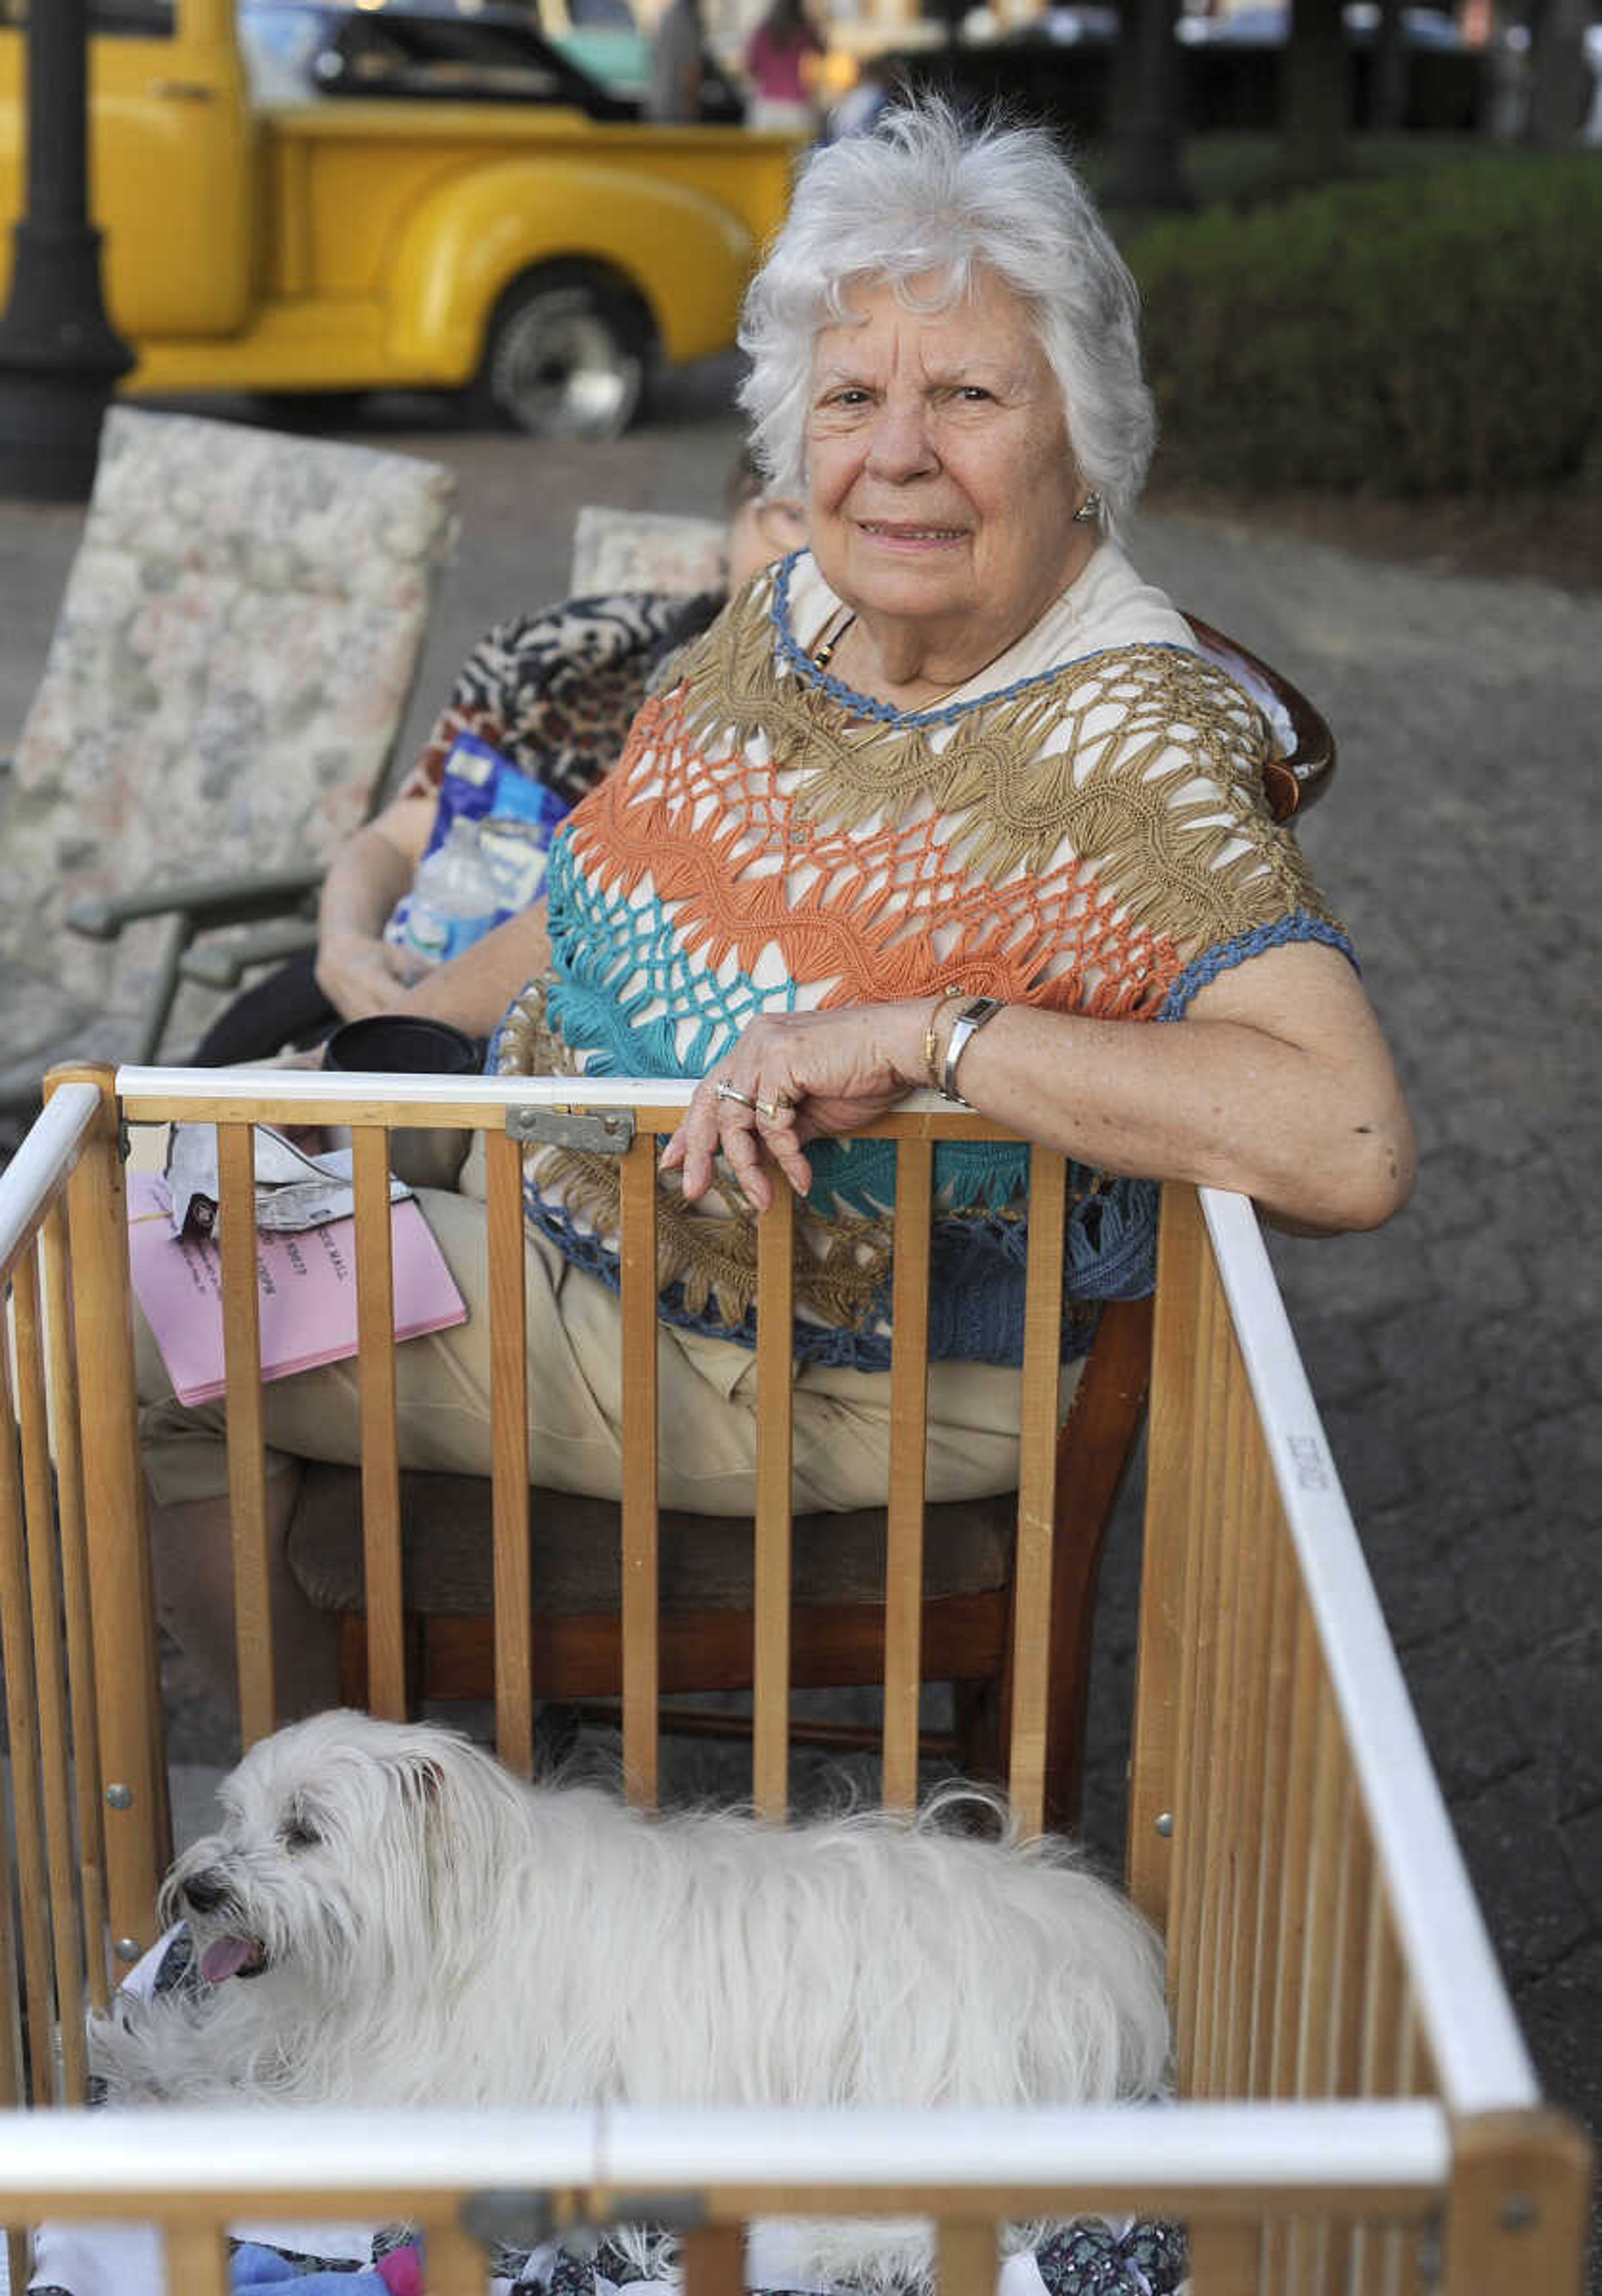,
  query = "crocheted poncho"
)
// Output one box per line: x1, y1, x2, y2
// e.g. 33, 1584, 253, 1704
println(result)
491, 550, 1351, 1370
